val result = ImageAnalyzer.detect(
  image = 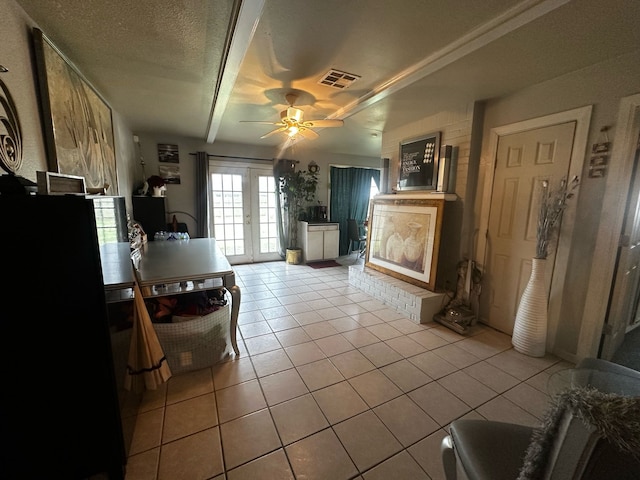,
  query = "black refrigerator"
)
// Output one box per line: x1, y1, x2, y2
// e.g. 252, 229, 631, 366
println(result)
0, 194, 126, 479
